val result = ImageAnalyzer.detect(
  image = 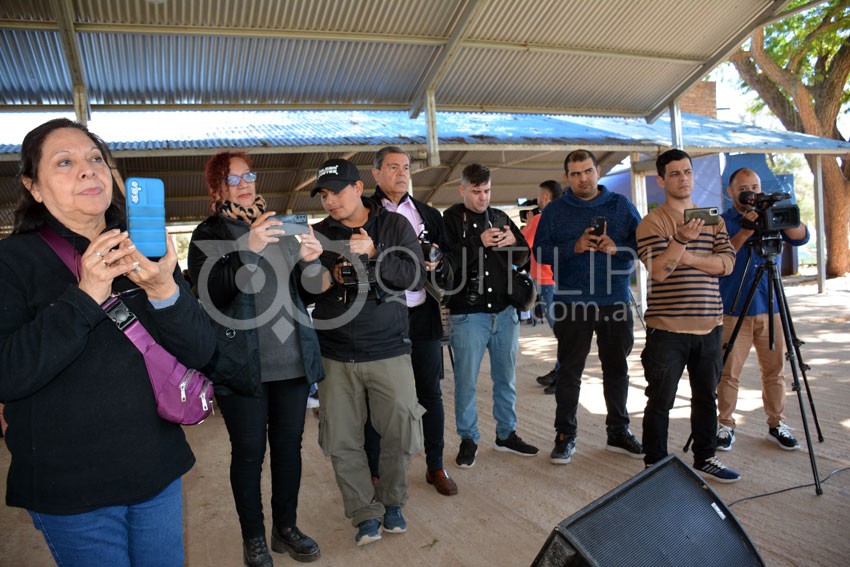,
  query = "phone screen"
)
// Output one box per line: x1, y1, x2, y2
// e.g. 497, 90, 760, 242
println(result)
126, 177, 167, 257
